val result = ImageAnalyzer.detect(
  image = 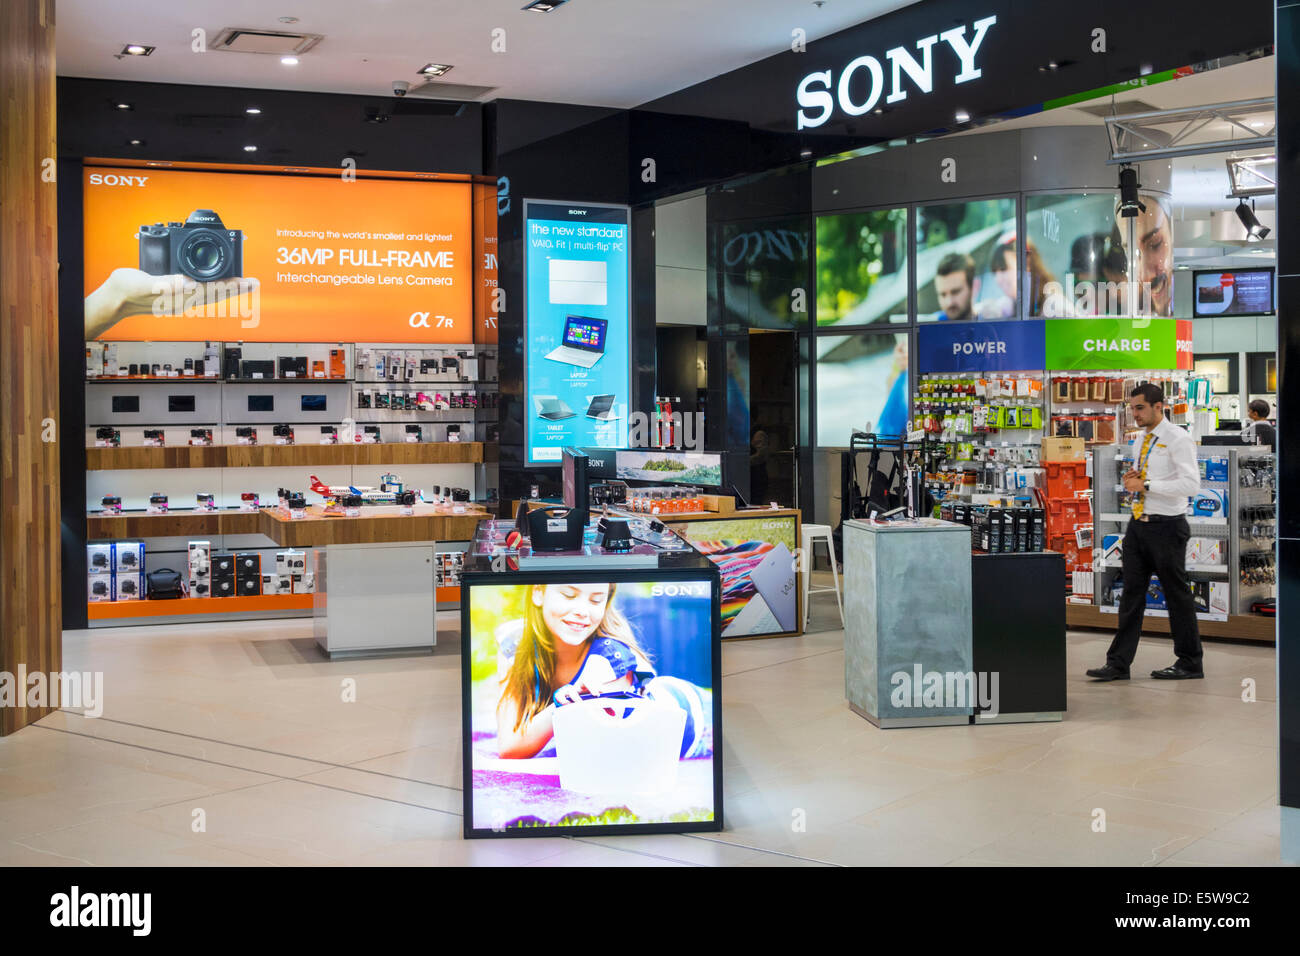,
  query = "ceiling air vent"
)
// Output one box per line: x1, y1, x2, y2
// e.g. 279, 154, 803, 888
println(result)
211, 28, 323, 55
